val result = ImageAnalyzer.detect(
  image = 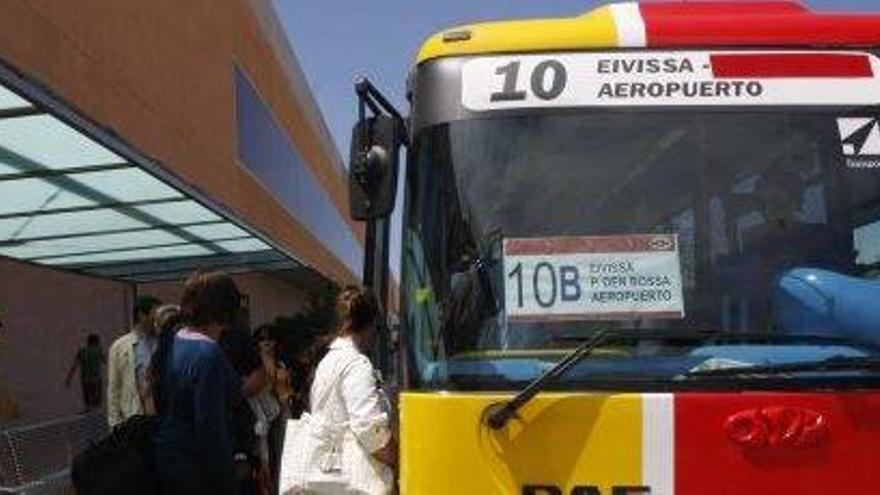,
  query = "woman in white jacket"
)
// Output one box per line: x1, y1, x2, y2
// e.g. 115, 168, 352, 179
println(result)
307, 286, 395, 493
